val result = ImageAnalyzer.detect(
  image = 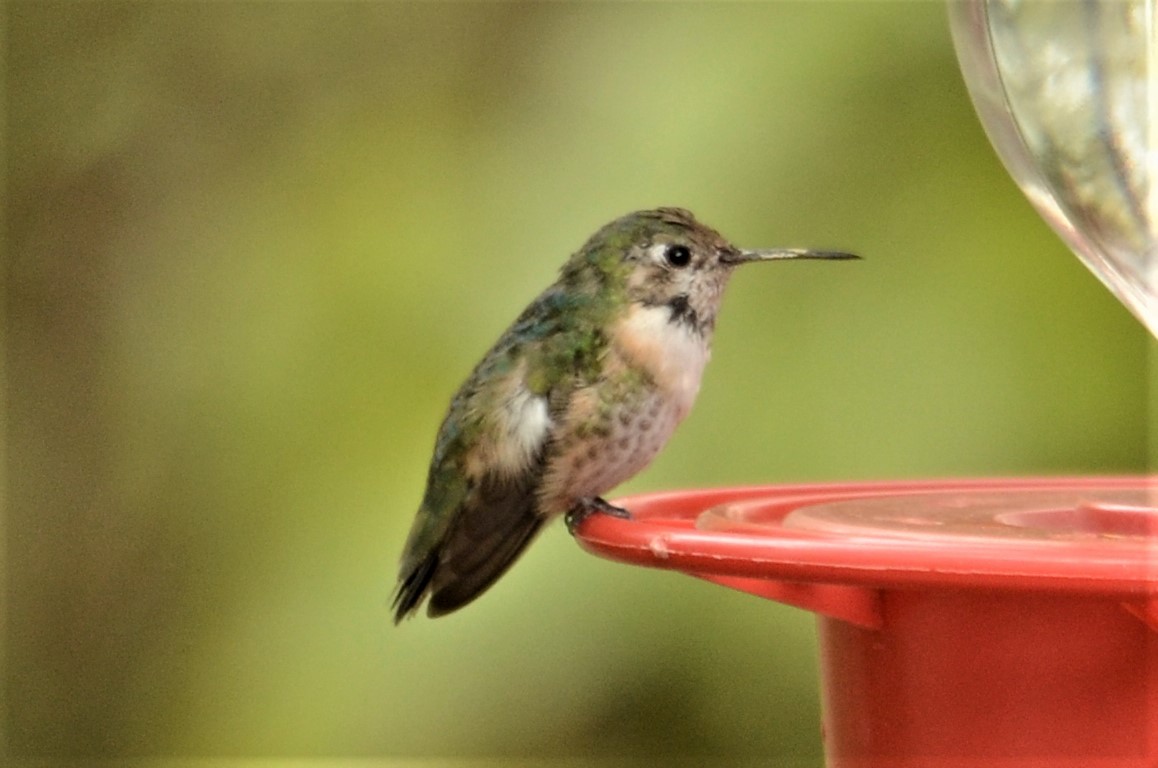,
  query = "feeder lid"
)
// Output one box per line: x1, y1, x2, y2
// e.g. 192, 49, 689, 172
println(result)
574, 478, 1158, 619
